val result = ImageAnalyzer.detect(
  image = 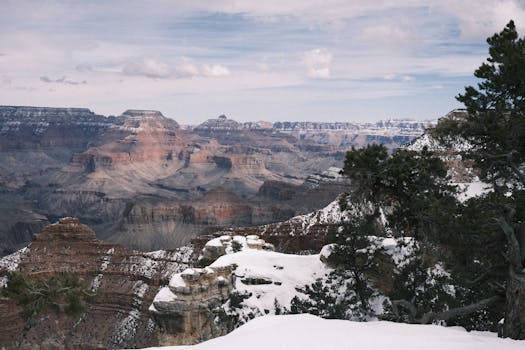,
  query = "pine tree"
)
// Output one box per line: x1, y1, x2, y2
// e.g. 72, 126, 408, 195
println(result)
434, 20, 525, 339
